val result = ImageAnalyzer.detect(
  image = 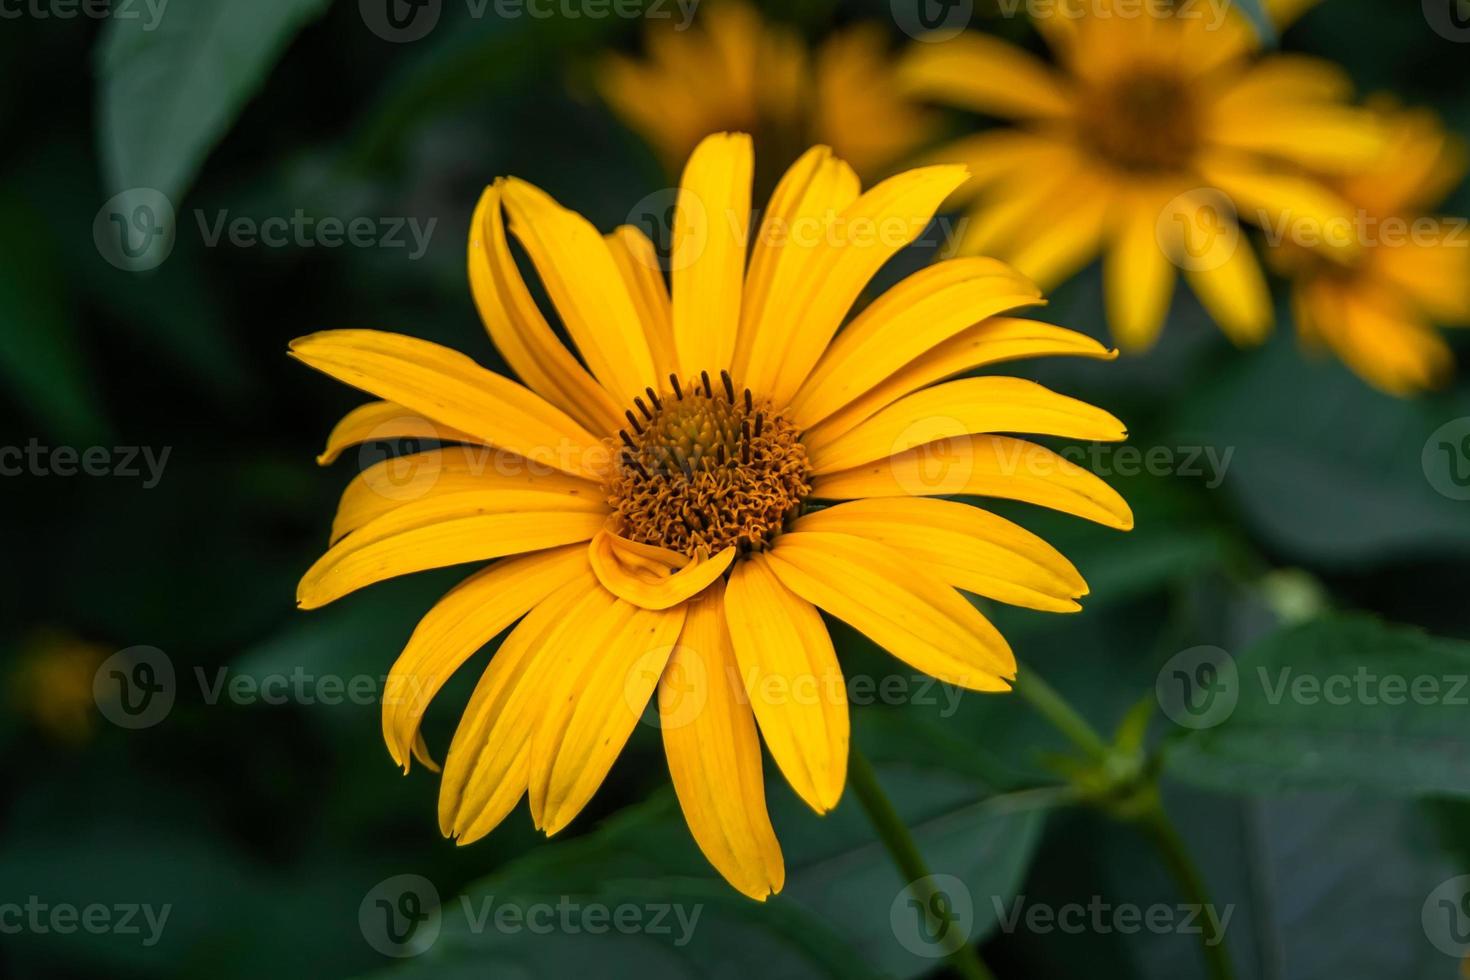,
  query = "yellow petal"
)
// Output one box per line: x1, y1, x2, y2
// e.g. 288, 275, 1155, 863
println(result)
588, 530, 737, 610
501, 178, 659, 405
439, 575, 602, 843
1106, 191, 1178, 352
1180, 226, 1272, 345
382, 544, 589, 771
789, 257, 1044, 429
661, 581, 785, 900
736, 145, 861, 397
1265, 0, 1322, 29
766, 164, 971, 408
289, 330, 610, 480
316, 400, 486, 466
297, 493, 605, 609
793, 498, 1087, 613
897, 32, 1073, 119
808, 377, 1127, 475
765, 532, 1015, 691
469, 182, 623, 435
672, 132, 753, 376
913, 131, 1064, 207
331, 445, 603, 545
810, 434, 1134, 530
724, 555, 848, 814
530, 597, 688, 835
606, 224, 679, 383
1197, 152, 1358, 263
1003, 168, 1116, 290
802, 318, 1117, 453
